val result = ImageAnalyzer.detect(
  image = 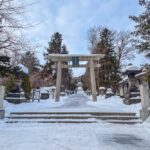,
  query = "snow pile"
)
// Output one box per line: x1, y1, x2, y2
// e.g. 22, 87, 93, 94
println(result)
17, 64, 29, 74
3, 96, 67, 116
88, 95, 141, 114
